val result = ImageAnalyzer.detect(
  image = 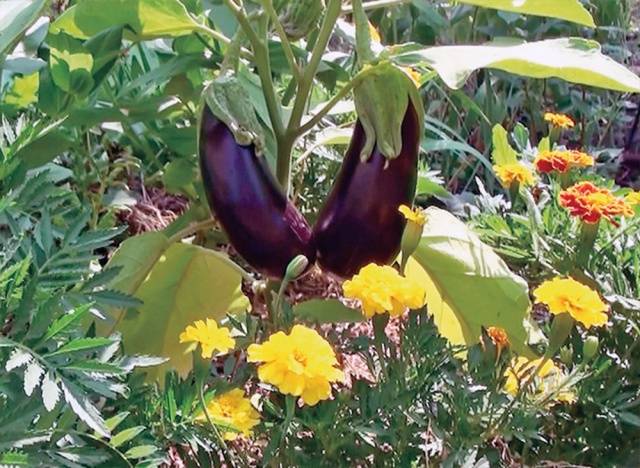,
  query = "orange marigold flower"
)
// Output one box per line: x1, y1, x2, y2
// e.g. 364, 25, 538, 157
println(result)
487, 326, 509, 349
534, 150, 594, 174
493, 163, 535, 188
559, 182, 633, 225
544, 112, 575, 129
